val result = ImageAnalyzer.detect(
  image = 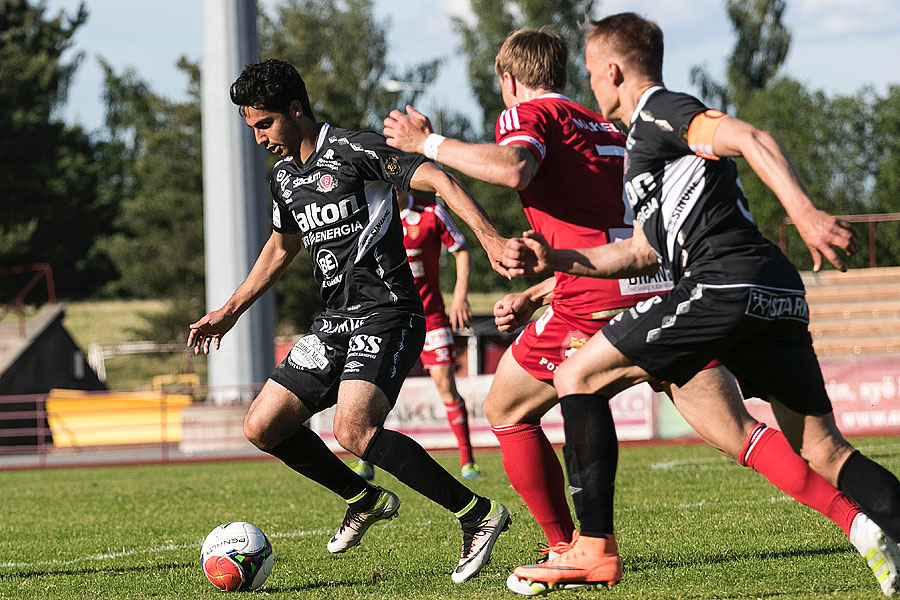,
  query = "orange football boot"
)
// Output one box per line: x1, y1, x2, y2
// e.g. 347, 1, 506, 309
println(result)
510, 532, 623, 595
